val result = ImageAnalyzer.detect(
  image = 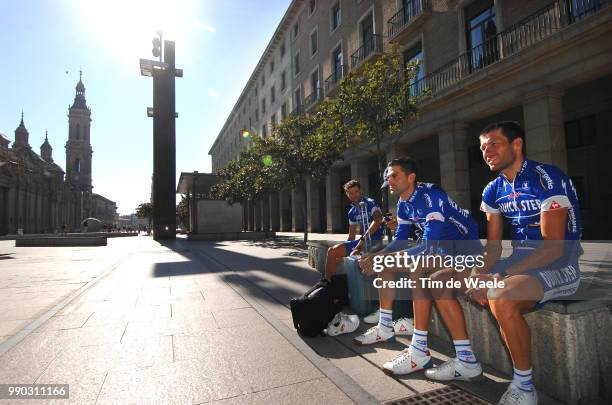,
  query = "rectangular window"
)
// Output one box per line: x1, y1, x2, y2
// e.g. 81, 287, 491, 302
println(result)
403, 43, 424, 97
309, 0, 316, 15
280, 41, 286, 57
310, 29, 318, 55
333, 46, 343, 78
270, 60, 275, 73
262, 98, 266, 114
294, 52, 300, 75
271, 114, 277, 128
565, 115, 597, 149
293, 23, 299, 39
262, 124, 268, 137
465, 0, 497, 70
281, 70, 287, 90
311, 69, 319, 95
261, 75, 265, 87
271, 86, 276, 104
254, 88, 258, 97
331, 2, 341, 30
255, 108, 259, 121
281, 102, 287, 120
294, 87, 301, 109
